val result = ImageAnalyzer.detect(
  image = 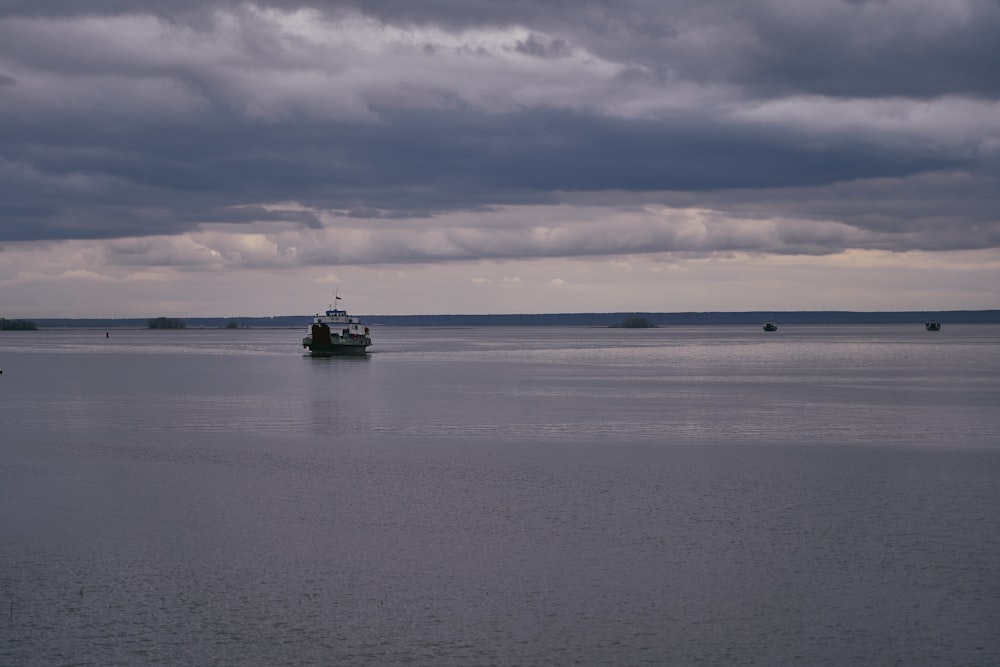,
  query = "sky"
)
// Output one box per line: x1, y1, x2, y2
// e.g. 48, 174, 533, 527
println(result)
1, 0, 999, 317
